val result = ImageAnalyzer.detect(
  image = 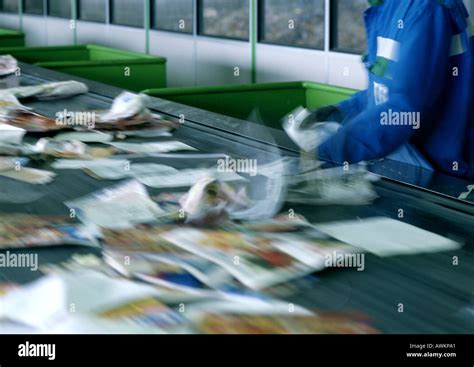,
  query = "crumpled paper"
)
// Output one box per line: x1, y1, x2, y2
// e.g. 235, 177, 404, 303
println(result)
180, 176, 251, 226
0, 55, 18, 77
0, 80, 89, 100
95, 92, 179, 132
